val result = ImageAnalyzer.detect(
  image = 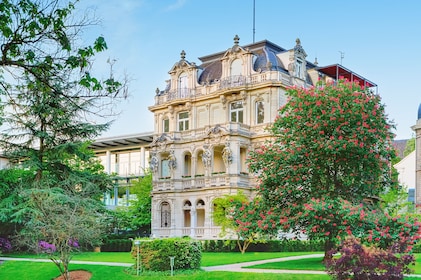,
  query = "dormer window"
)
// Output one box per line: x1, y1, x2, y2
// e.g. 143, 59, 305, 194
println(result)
230, 59, 242, 76
178, 72, 188, 98
295, 59, 303, 79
